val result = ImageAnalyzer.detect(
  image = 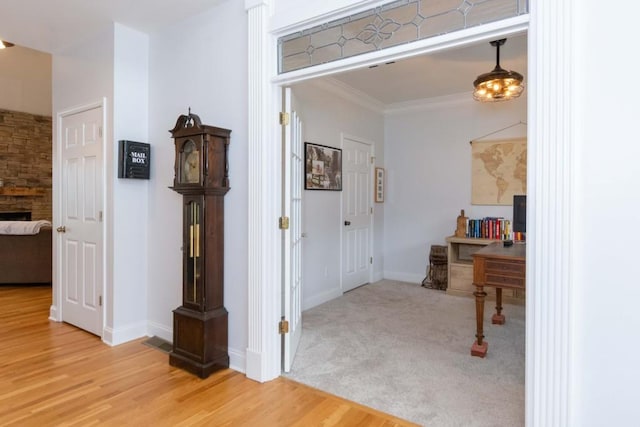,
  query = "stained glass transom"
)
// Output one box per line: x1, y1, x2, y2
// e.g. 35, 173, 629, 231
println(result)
278, 0, 528, 73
